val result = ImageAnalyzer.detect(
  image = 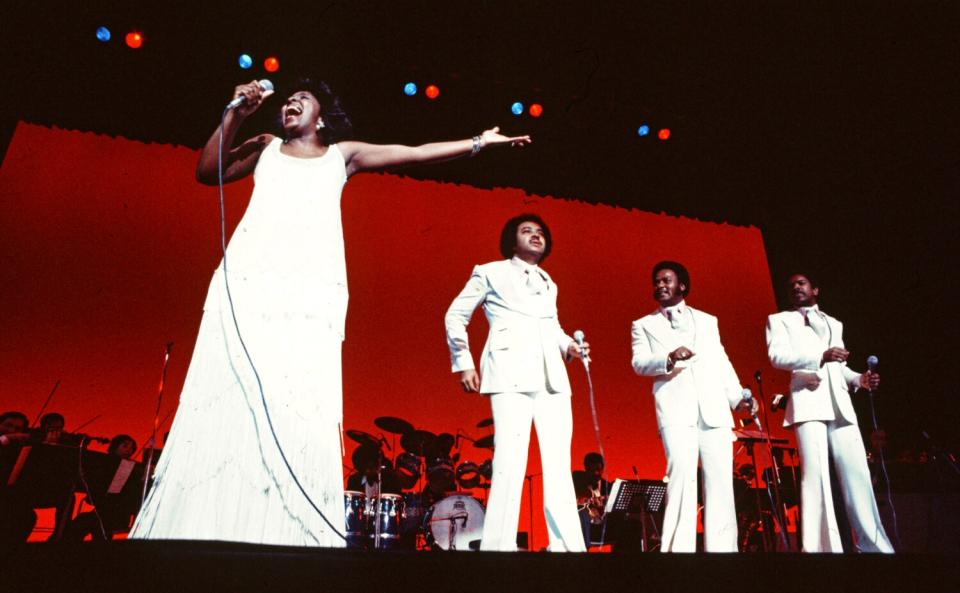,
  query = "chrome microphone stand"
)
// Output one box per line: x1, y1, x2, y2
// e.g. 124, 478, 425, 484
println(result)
753, 373, 790, 551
